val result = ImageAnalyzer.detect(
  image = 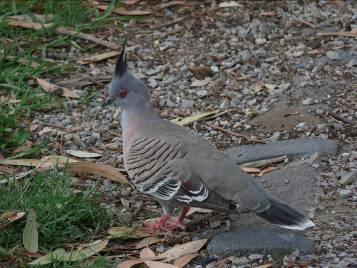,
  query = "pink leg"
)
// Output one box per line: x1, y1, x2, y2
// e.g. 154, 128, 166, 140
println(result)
143, 214, 171, 231
163, 207, 190, 231
143, 207, 190, 232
